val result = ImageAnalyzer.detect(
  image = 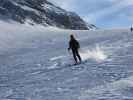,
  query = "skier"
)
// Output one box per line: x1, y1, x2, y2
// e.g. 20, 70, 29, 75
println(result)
131, 25, 133, 32
68, 34, 82, 64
